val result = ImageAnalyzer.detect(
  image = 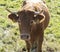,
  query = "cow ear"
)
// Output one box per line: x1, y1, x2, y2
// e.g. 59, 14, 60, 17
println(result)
8, 13, 19, 22
36, 14, 45, 23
